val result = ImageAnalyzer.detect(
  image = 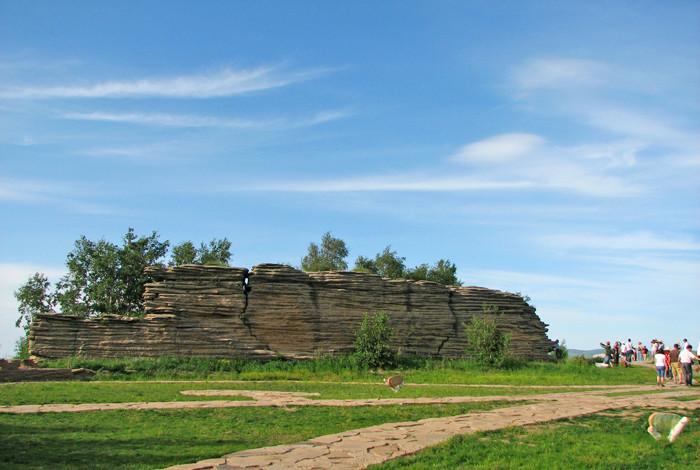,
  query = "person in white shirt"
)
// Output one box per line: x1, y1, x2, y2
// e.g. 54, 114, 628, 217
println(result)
679, 345, 699, 386
654, 346, 667, 387
682, 338, 689, 351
